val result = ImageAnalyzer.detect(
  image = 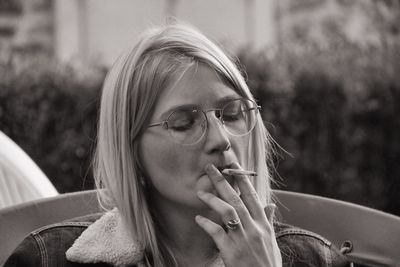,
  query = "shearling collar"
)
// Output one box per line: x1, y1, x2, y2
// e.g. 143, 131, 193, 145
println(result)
66, 208, 224, 267
66, 208, 146, 266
